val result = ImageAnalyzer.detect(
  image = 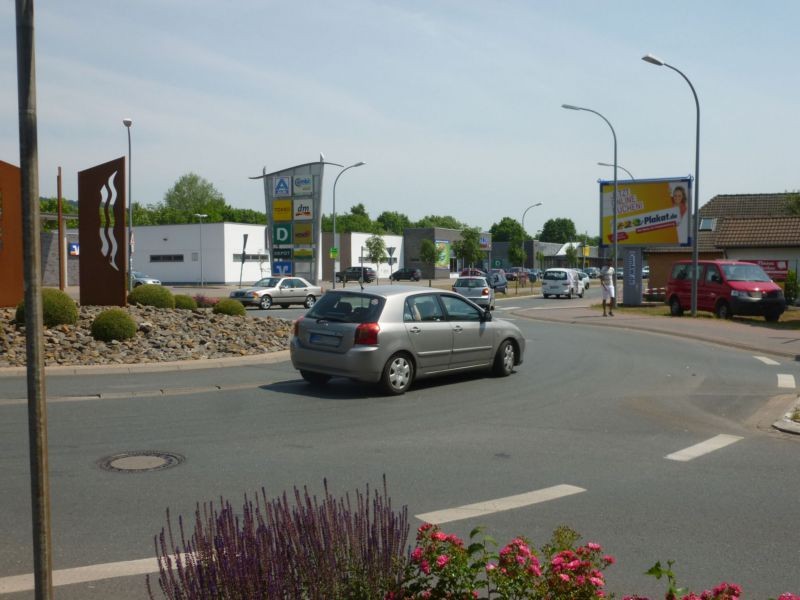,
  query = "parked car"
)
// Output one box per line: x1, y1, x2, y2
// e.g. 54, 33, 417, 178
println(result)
229, 276, 322, 310
132, 271, 161, 287
665, 259, 785, 321
460, 268, 486, 277
290, 286, 525, 395
541, 268, 584, 299
642, 265, 650, 279
452, 276, 495, 310
584, 267, 600, 279
506, 267, 525, 281
335, 266, 377, 283
526, 268, 542, 282
390, 267, 422, 282
488, 271, 508, 294
576, 270, 590, 290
